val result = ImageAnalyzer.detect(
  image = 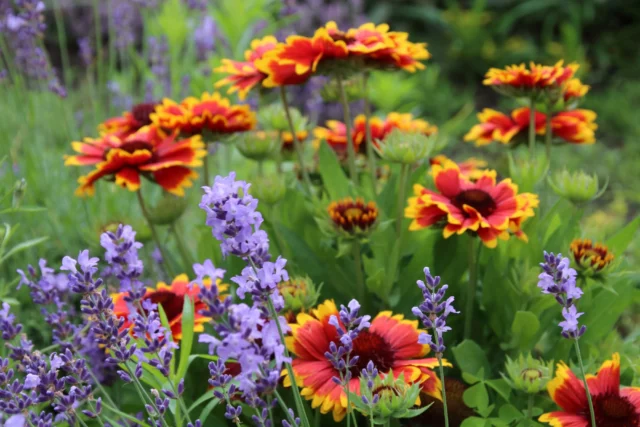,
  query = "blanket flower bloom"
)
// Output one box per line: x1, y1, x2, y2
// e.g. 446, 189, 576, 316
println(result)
151, 92, 256, 137
483, 61, 579, 98
314, 113, 437, 157
570, 238, 615, 276
112, 274, 227, 340
562, 78, 590, 103
464, 108, 546, 146
540, 353, 640, 427
284, 300, 446, 421
551, 110, 597, 144
430, 155, 488, 181
214, 36, 278, 100
99, 102, 159, 138
327, 197, 379, 237
65, 126, 206, 196
405, 162, 539, 248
